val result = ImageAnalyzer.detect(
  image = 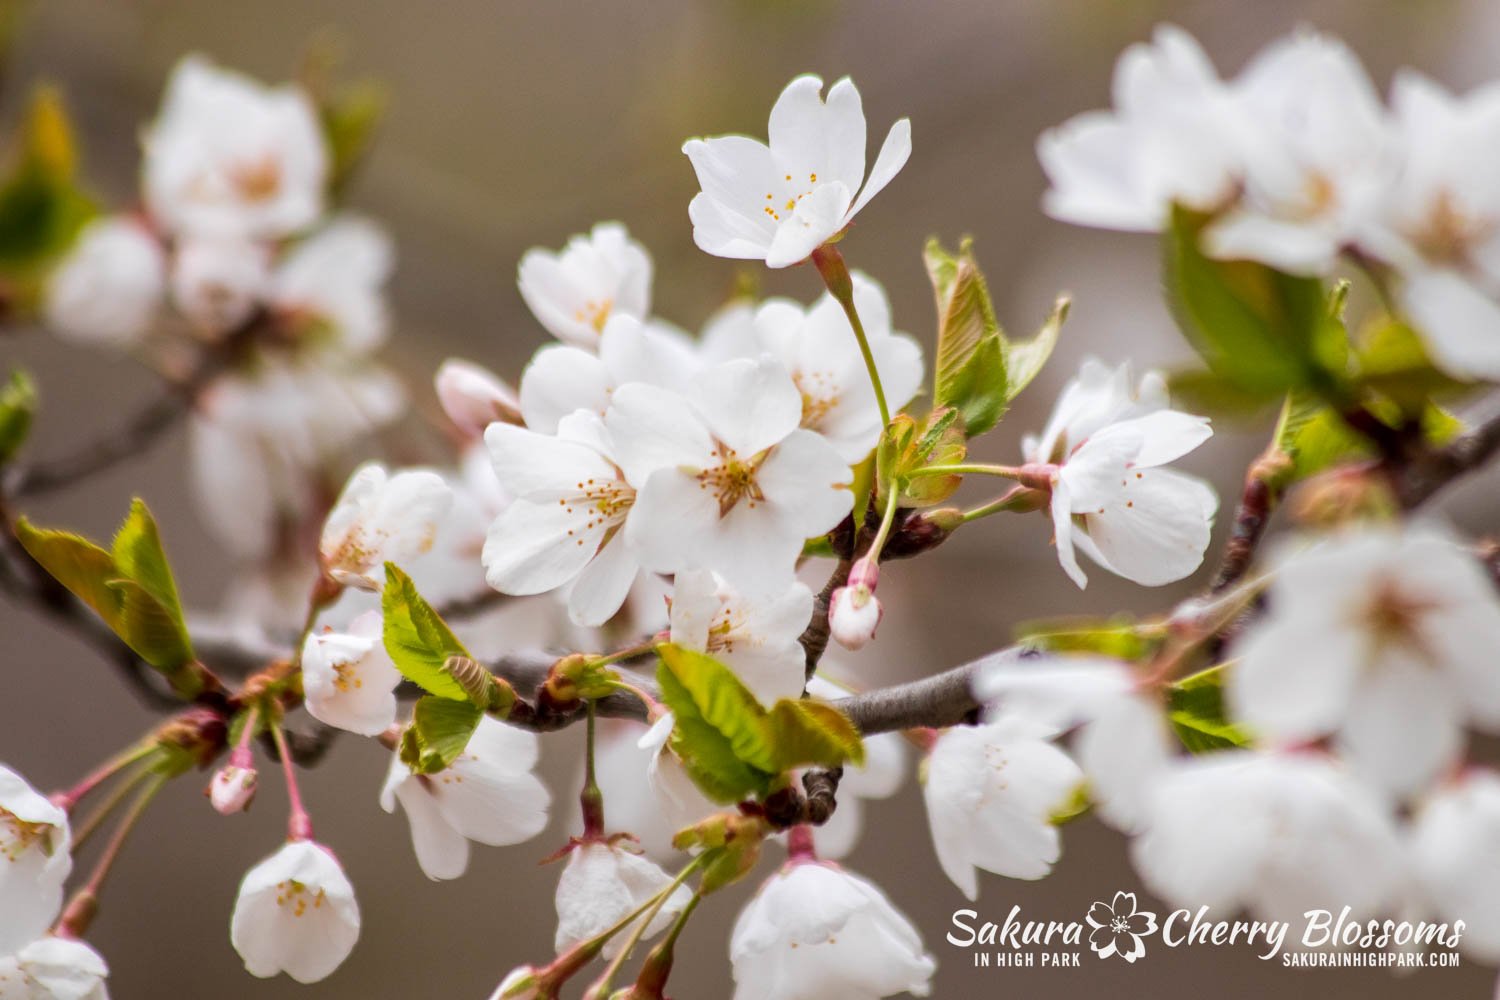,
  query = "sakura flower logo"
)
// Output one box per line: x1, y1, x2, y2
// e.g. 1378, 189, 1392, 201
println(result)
1085, 891, 1158, 963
